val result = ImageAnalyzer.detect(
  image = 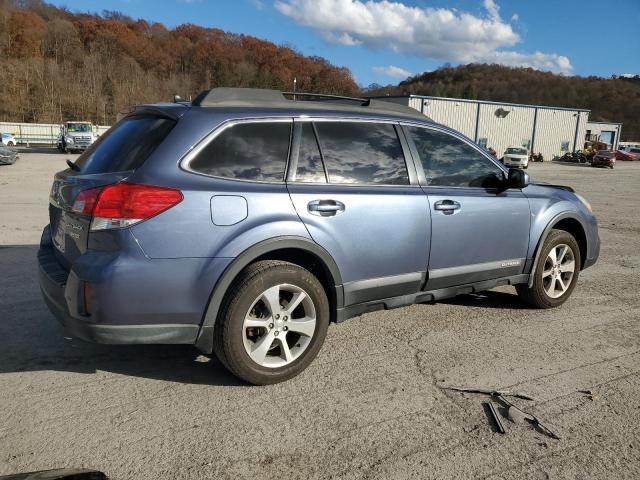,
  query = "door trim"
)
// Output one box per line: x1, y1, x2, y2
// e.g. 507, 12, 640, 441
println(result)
343, 272, 425, 306
426, 258, 526, 290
